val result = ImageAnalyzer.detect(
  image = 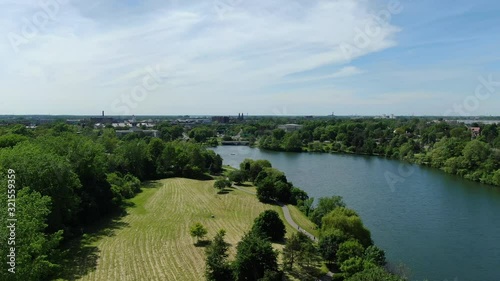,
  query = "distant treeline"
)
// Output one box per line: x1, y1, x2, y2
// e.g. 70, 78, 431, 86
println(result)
0, 123, 223, 281
186, 118, 500, 187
